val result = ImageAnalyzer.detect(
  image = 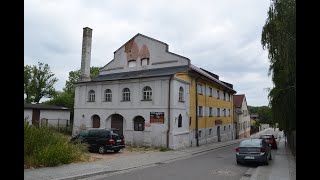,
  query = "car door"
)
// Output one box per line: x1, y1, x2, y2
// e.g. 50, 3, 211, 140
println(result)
87, 130, 100, 149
